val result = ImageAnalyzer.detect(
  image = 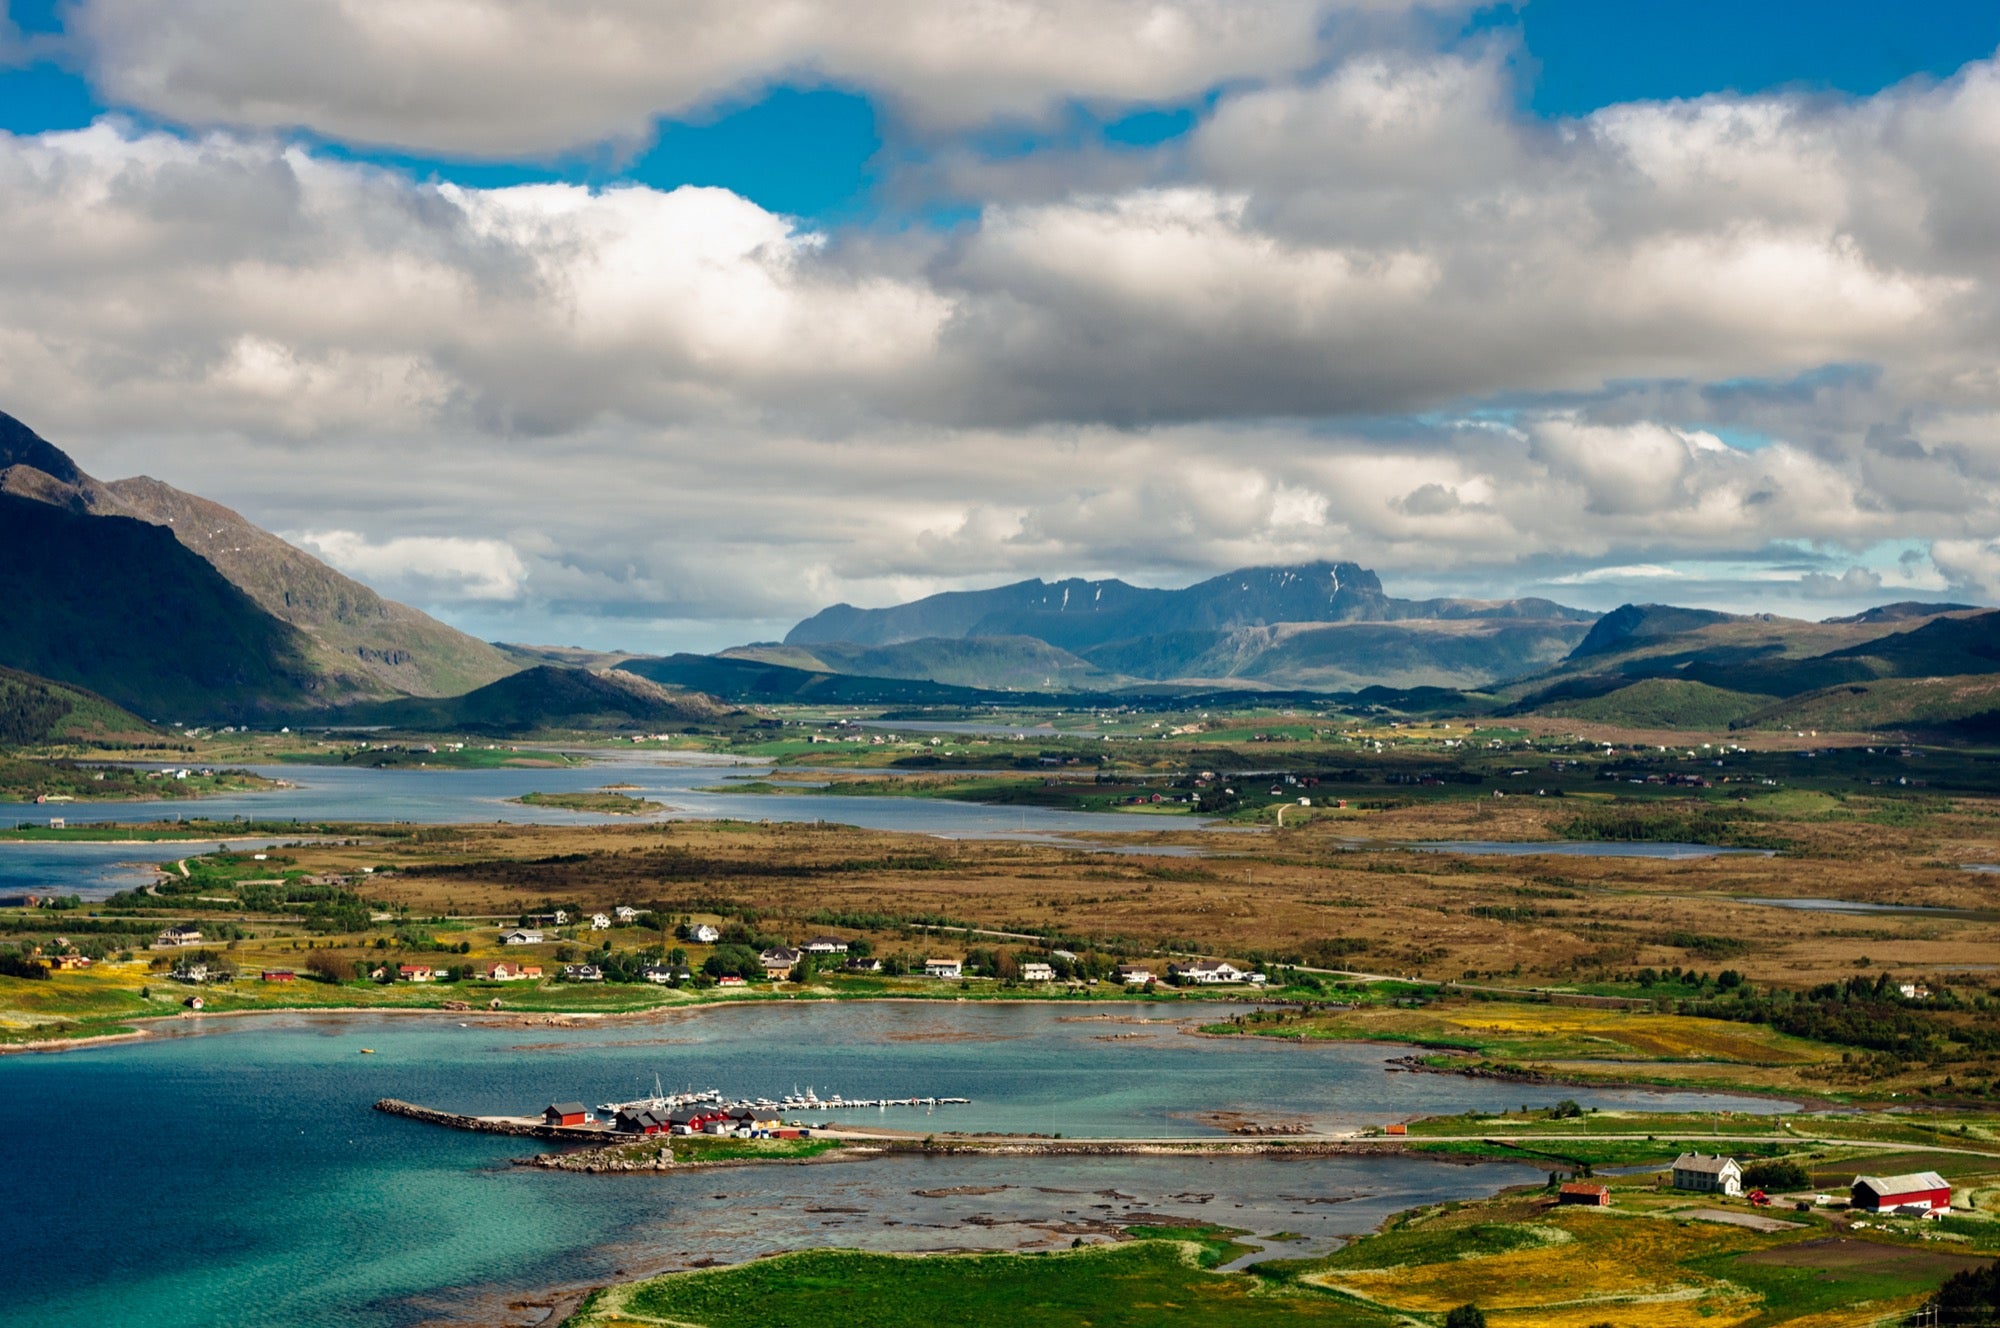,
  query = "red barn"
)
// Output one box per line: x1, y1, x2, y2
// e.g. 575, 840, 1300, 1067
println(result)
1558, 1182, 1611, 1207
543, 1101, 590, 1127
1851, 1171, 1951, 1213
